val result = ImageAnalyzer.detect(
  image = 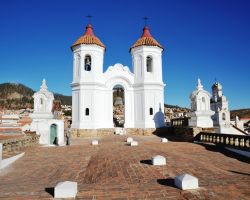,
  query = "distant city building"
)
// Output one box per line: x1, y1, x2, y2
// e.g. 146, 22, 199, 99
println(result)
30, 79, 64, 145
0, 114, 19, 125
71, 23, 165, 130
188, 79, 214, 128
